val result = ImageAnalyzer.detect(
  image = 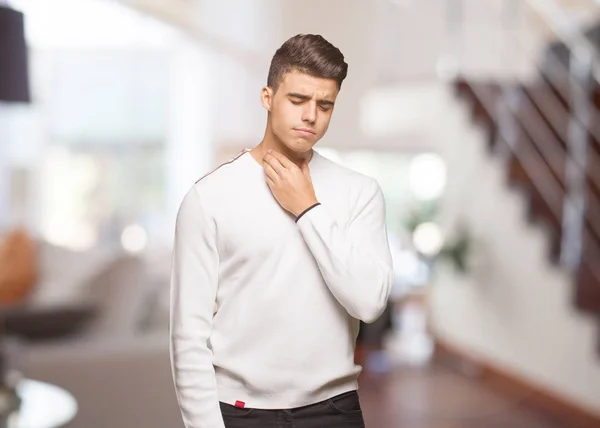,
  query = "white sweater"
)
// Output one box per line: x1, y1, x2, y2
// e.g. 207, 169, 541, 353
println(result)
169, 148, 394, 428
